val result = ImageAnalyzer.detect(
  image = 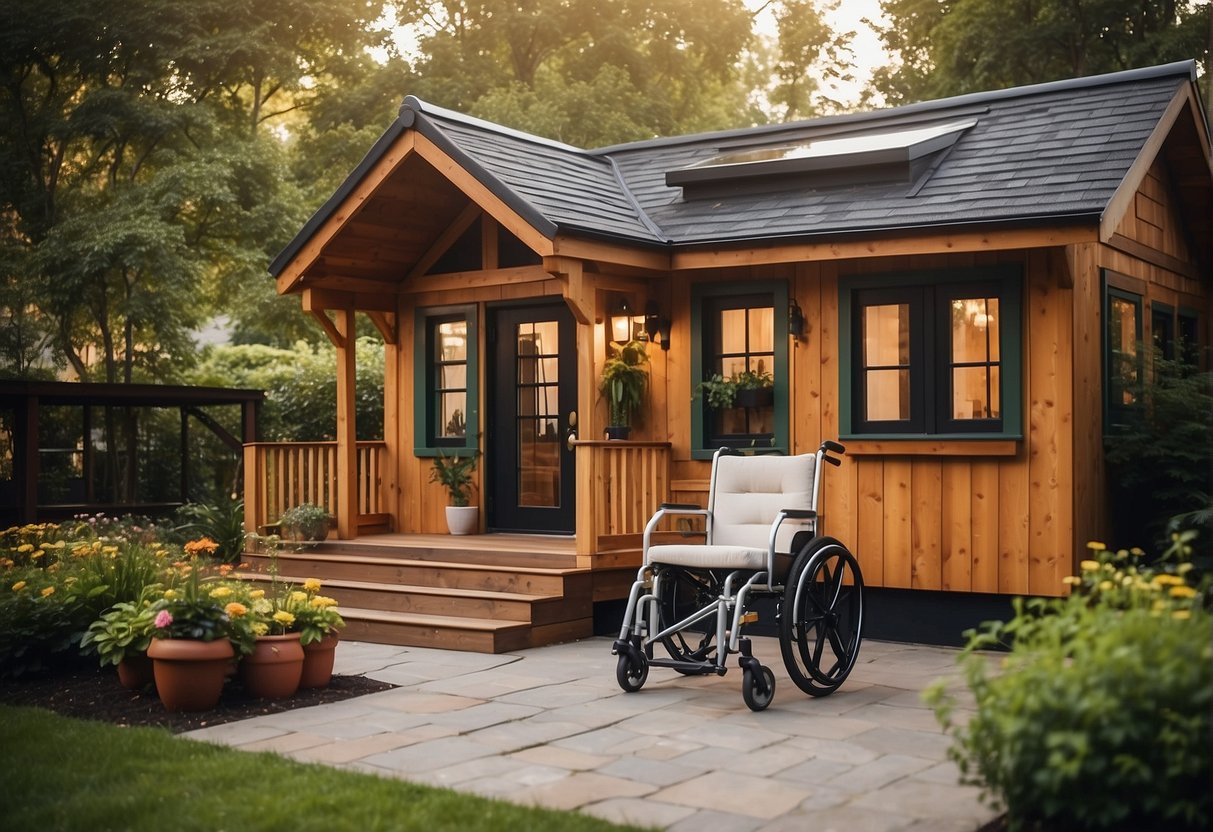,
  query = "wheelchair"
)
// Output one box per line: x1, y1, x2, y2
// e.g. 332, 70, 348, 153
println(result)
611, 441, 863, 711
